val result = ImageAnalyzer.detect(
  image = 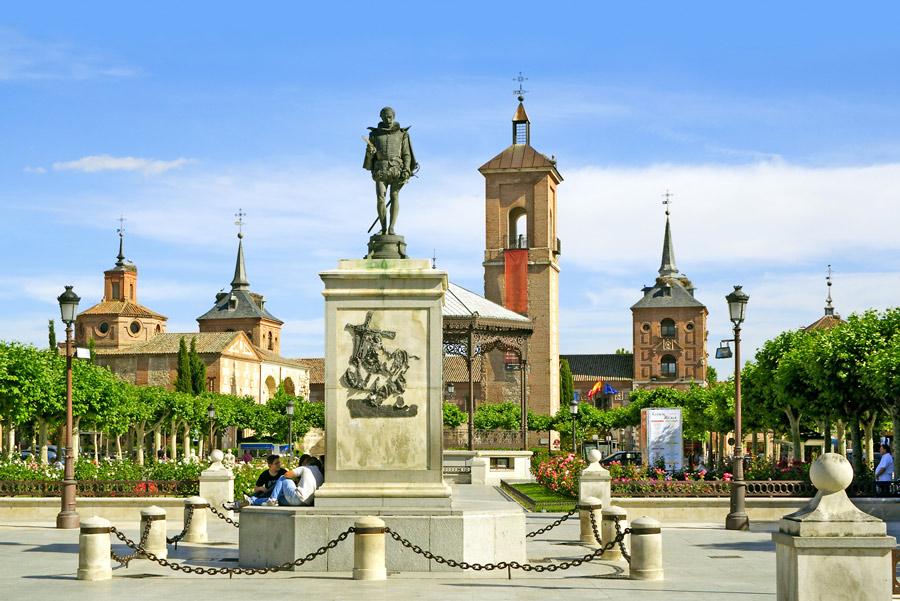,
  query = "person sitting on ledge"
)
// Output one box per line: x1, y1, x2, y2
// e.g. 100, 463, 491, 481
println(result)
248, 454, 325, 507
224, 453, 286, 511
